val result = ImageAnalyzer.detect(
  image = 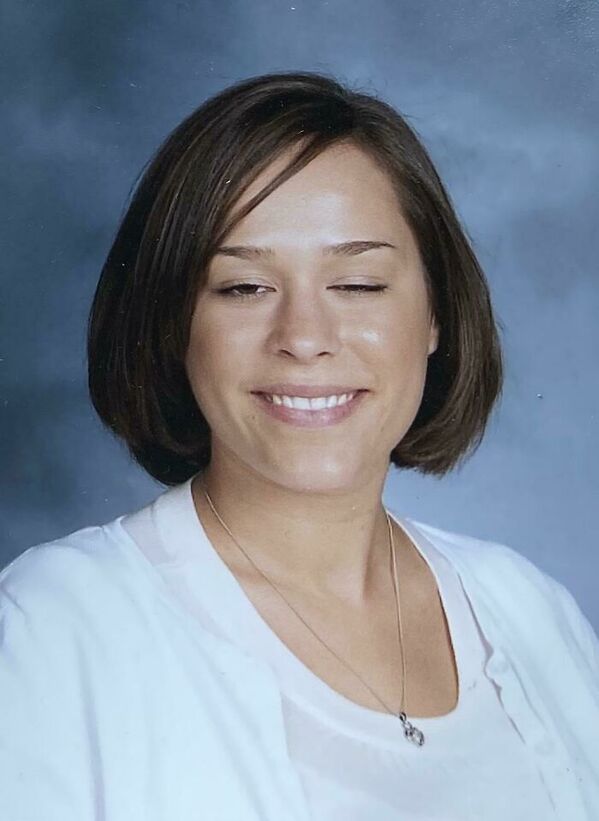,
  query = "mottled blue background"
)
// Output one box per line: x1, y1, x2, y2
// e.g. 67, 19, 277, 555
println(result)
1, 1, 597, 630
